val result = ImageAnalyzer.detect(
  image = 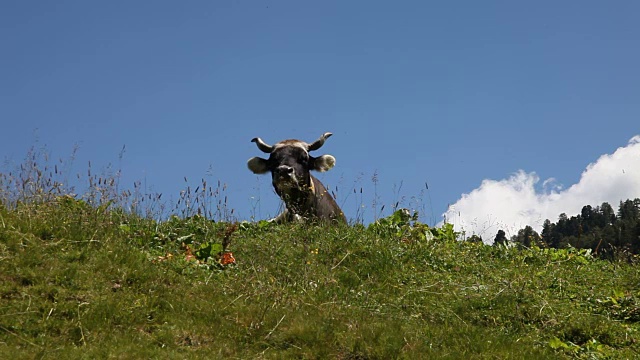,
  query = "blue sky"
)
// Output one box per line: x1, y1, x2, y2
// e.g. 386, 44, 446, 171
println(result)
2, 1, 639, 237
